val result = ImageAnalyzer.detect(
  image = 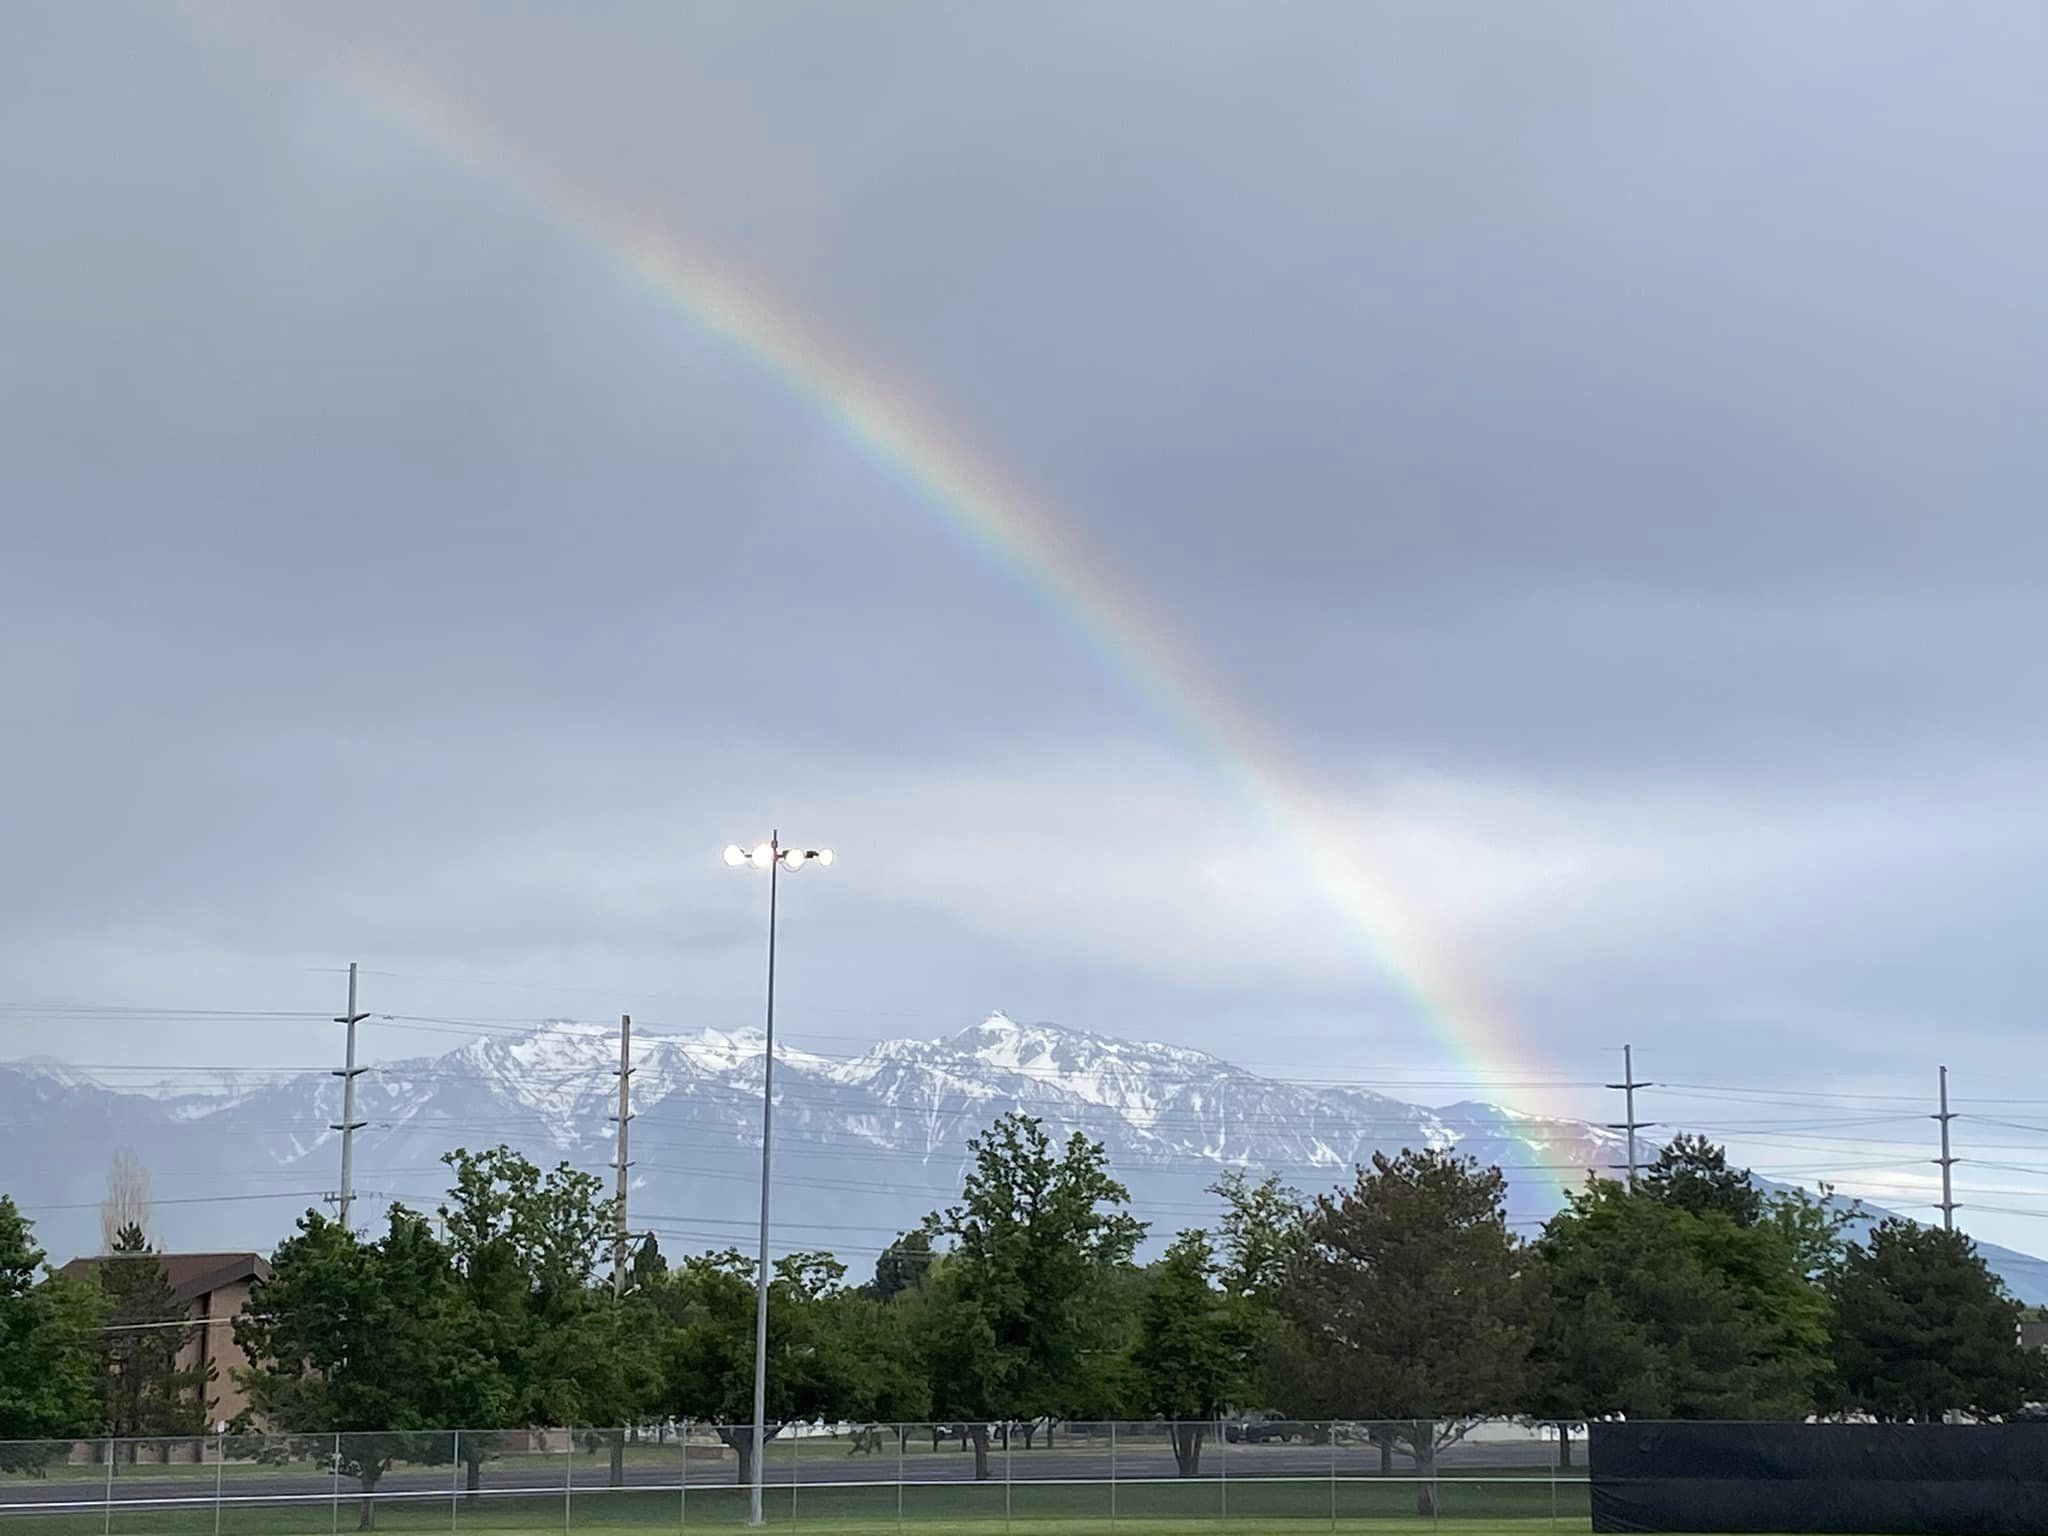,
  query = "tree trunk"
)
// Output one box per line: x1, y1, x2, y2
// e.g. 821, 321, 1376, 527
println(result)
1410, 1423, 1437, 1520
1171, 1422, 1207, 1478
1377, 1436, 1393, 1475
1557, 1427, 1573, 1469
465, 1453, 483, 1495
732, 1436, 755, 1492
357, 1468, 381, 1532
968, 1424, 992, 1482
608, 1431, 625, 1488
1020, 1421, 1038, 1450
